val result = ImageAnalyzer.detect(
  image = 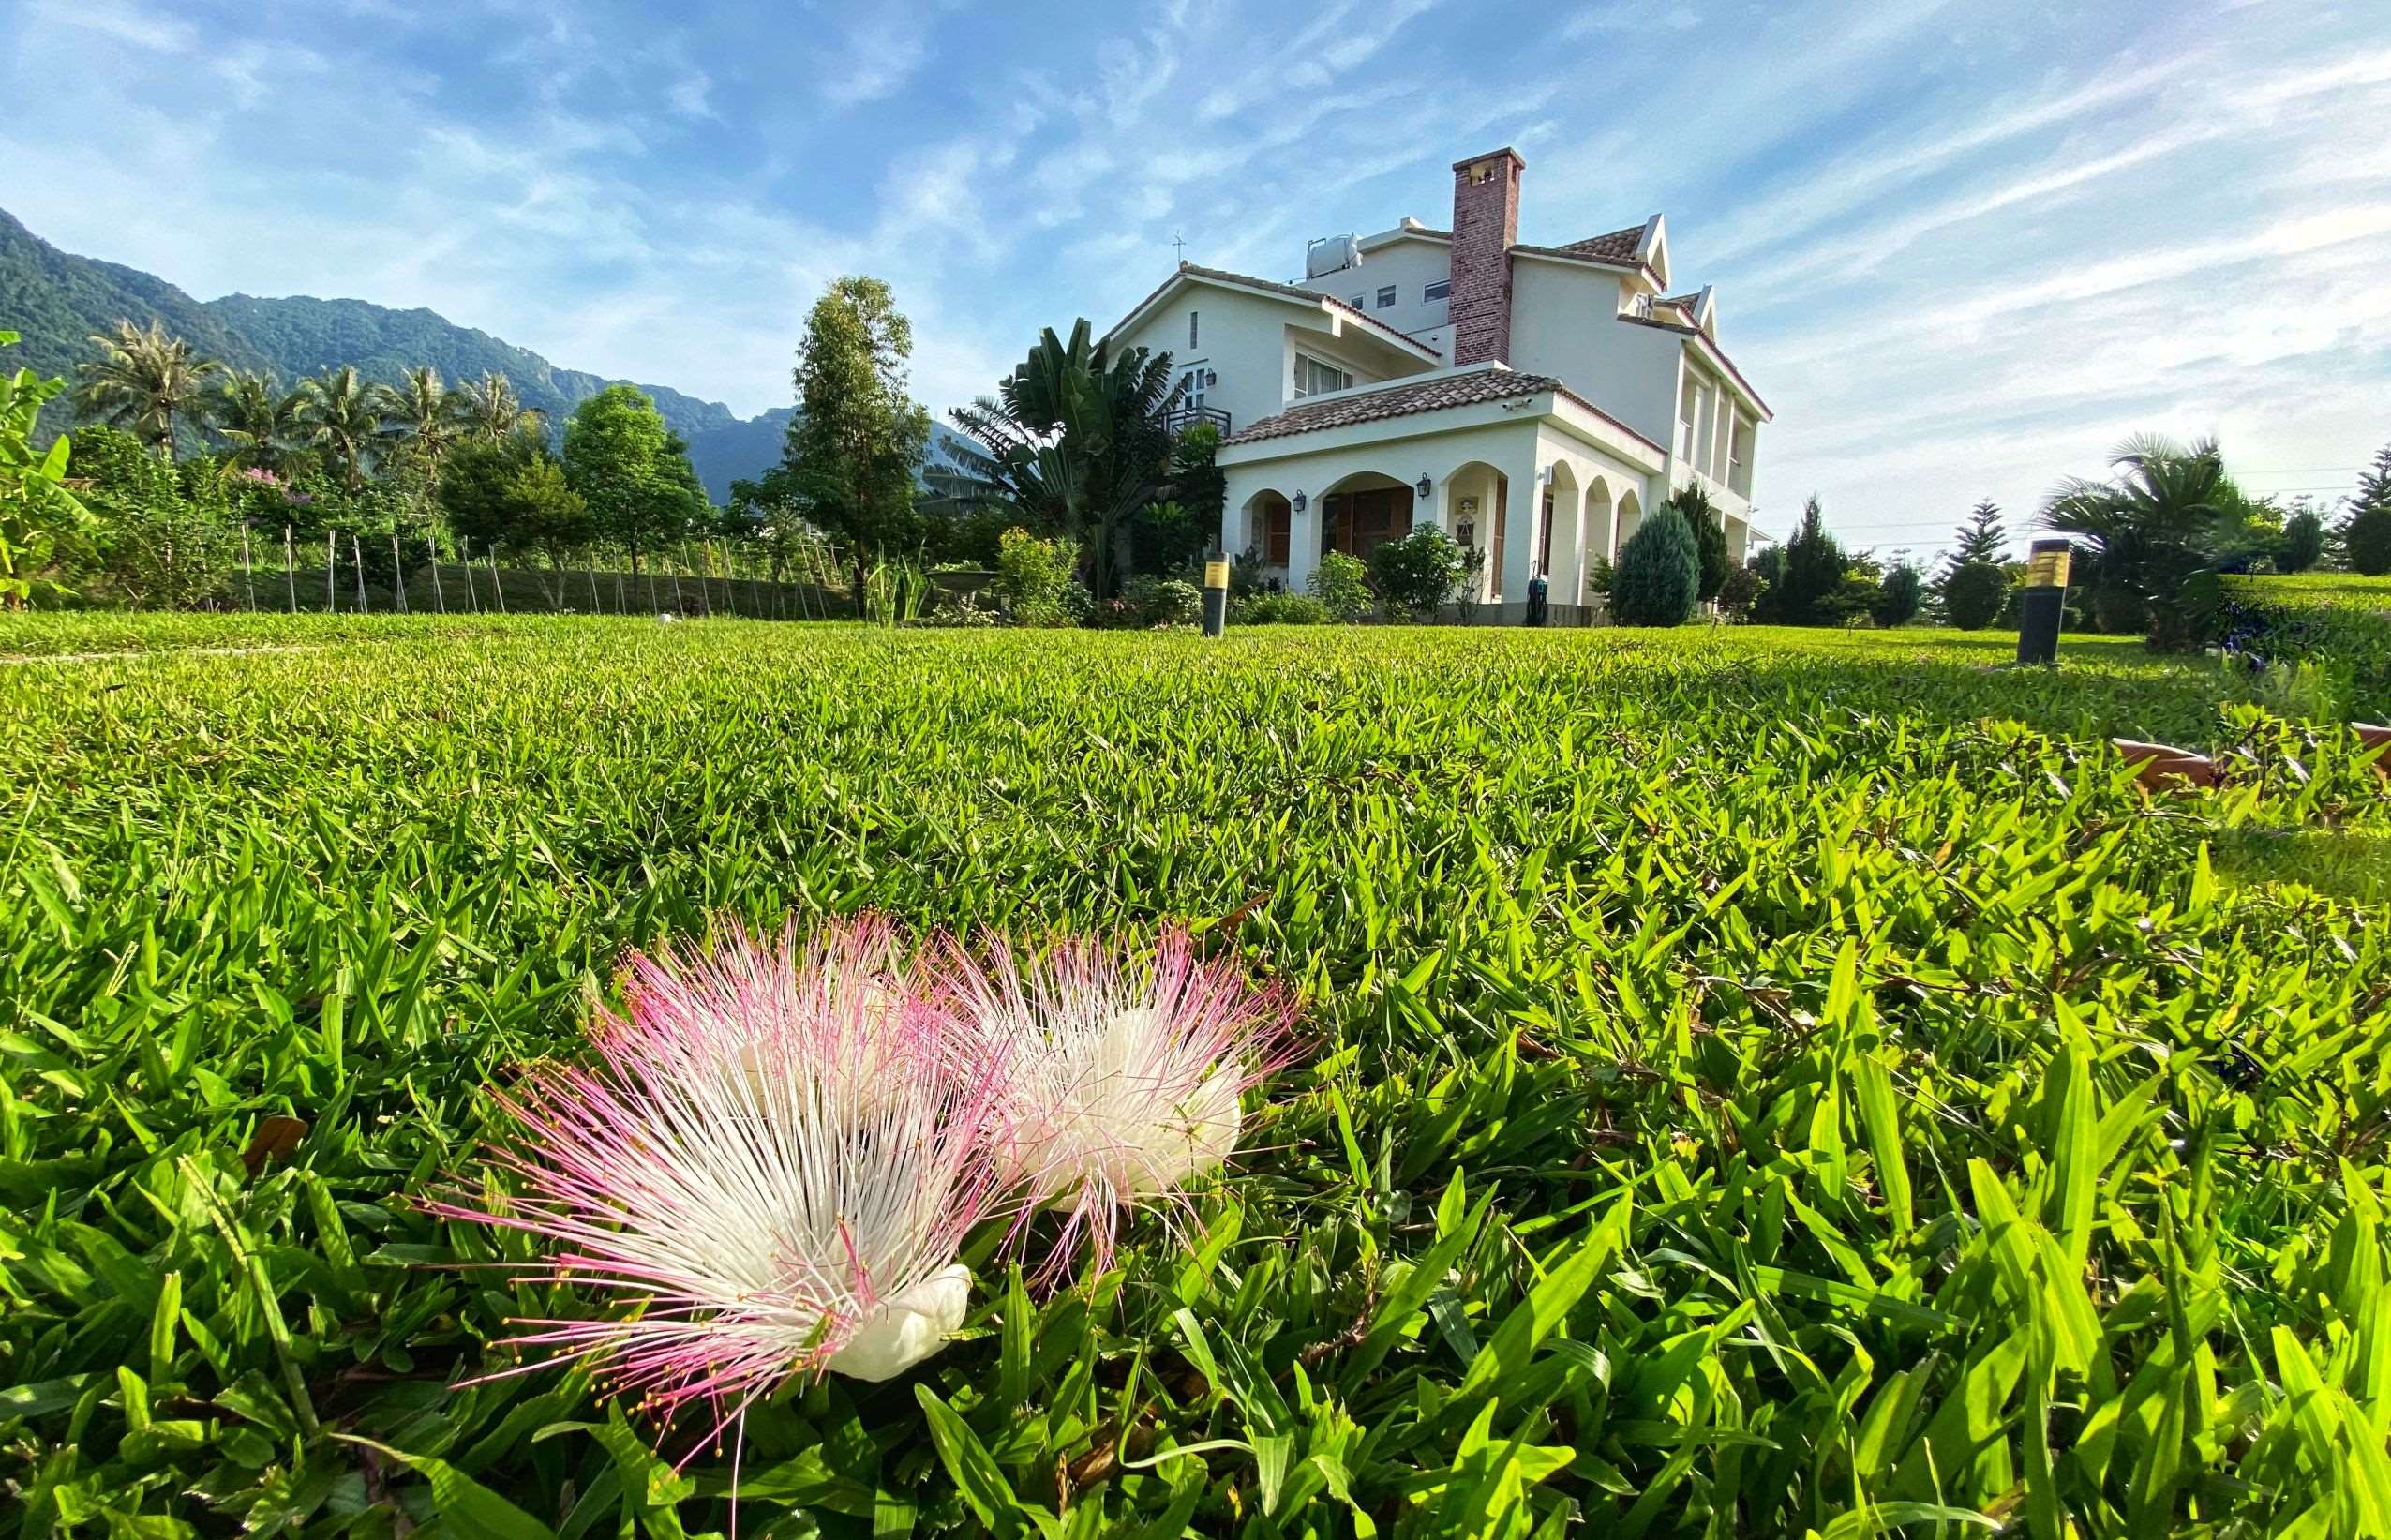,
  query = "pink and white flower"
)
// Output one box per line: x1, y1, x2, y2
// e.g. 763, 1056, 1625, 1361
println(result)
435, 919, 998, 1426
944, 927, 1298, 1280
